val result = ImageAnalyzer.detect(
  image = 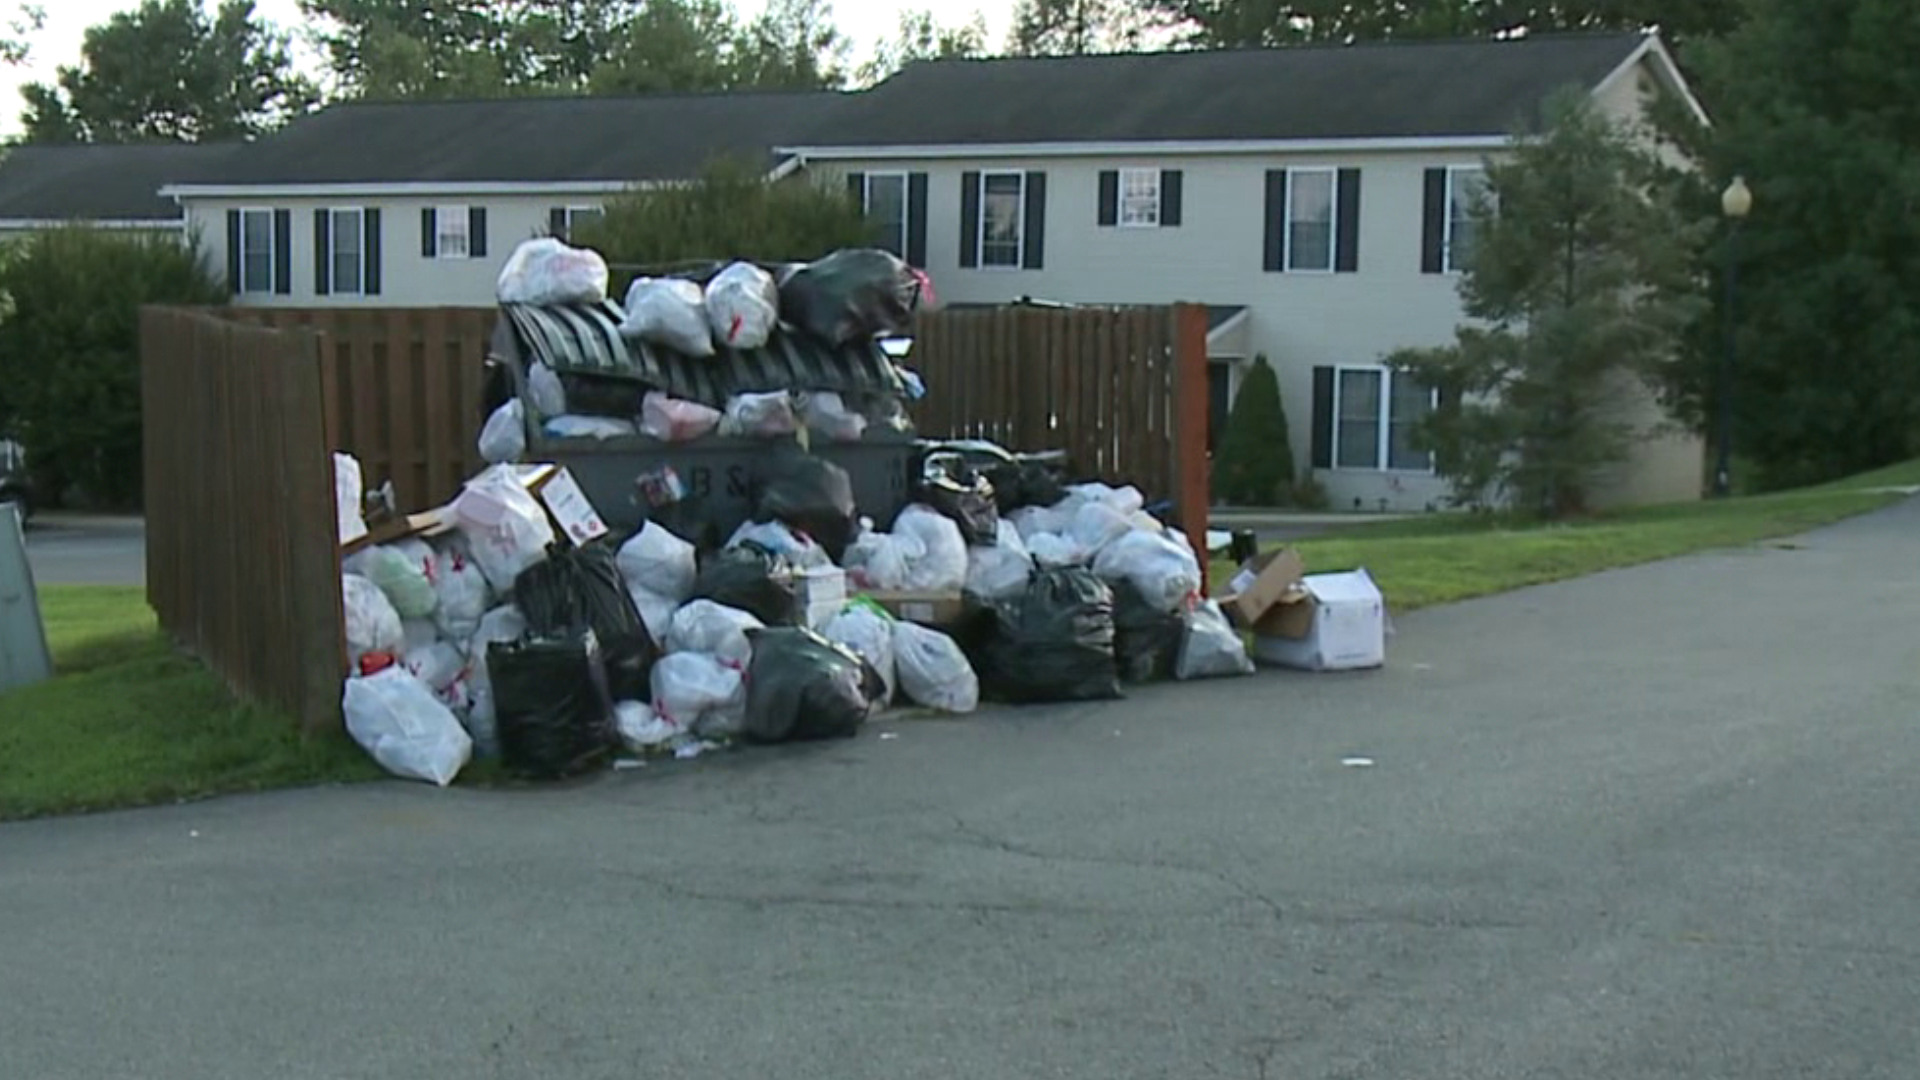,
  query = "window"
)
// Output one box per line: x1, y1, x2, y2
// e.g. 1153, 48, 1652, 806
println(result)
979, 172, 1025, 268
238, 208, 274, 294
564, 206, 604, 239
1334, 367, 1436, 471
1119, 168, 1159, 227
329, 208, 365, 295
862, 173, 908, 257
1445, 166, 1489, 273
435, 205, 471, 259
1286, 168, 1336, 272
